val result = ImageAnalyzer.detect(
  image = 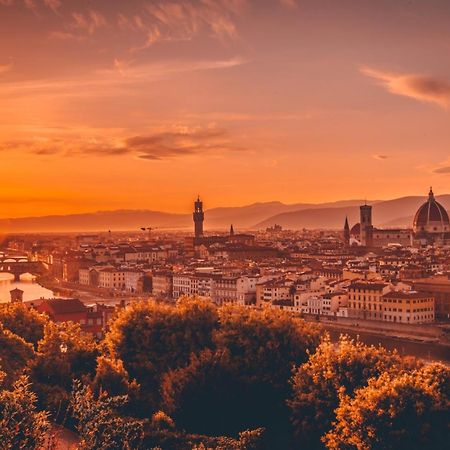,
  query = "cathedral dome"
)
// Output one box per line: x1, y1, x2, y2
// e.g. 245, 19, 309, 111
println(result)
413, 188, 450, 234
